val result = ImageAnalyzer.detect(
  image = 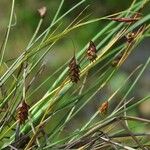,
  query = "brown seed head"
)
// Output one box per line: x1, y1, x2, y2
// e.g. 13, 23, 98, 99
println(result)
69, 56, 80, 83
109, 17, 140, 23
38, 6, 47, 18
126, 32, 135, 43
87, 41, 97, 62
17, 101, 29, 124
99, 101, 109, 114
